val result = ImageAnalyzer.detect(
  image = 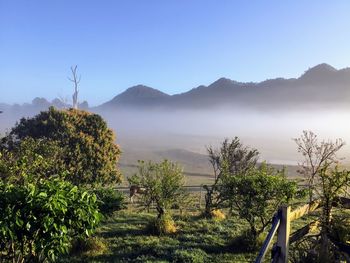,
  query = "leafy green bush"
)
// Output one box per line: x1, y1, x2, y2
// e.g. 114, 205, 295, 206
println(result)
172, 248, 208, 263
91, 187, 126, 216
0, 178, 101, 262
